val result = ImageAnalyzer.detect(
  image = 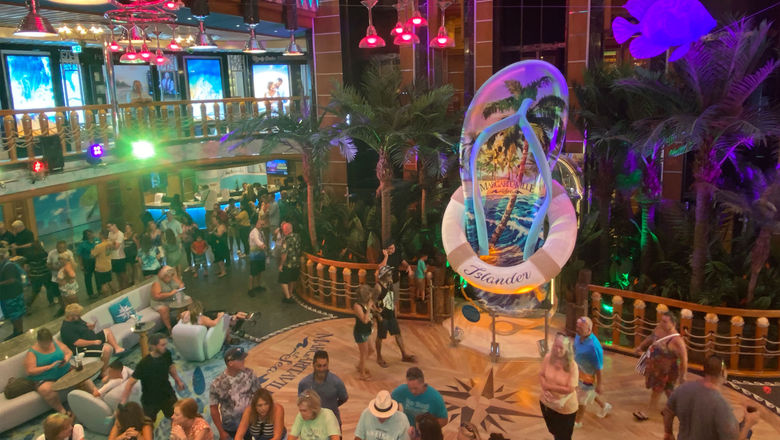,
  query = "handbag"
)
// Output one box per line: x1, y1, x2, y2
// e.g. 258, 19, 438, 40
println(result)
4, 376, 35, 399
636, 333, 680, 375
